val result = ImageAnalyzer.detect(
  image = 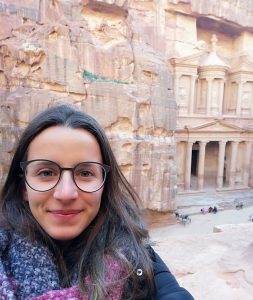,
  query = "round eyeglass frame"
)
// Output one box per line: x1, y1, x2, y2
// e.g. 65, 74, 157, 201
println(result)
20, 159, 110, 193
